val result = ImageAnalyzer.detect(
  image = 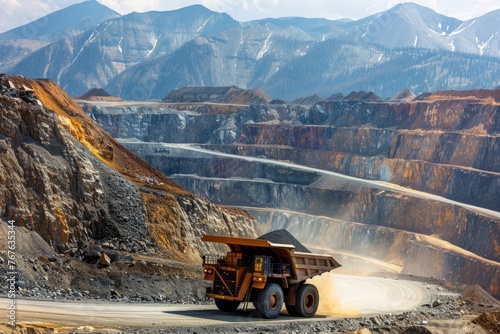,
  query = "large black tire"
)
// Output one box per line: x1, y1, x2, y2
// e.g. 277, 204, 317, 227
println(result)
215, 298, 241, 312
256, 283, 284, 319
295, 284, 319, 318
